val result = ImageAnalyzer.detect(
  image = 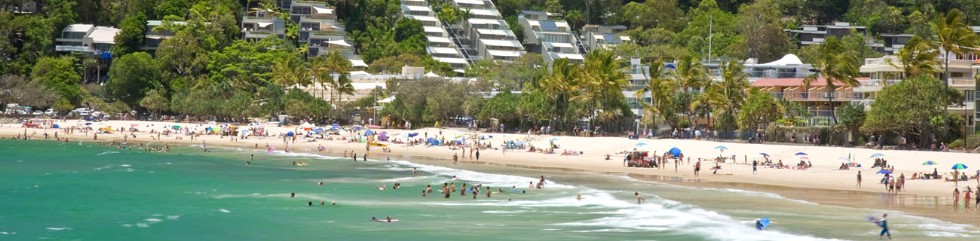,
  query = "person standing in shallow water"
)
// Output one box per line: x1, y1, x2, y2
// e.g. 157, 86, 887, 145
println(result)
856, 171, 862, 188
